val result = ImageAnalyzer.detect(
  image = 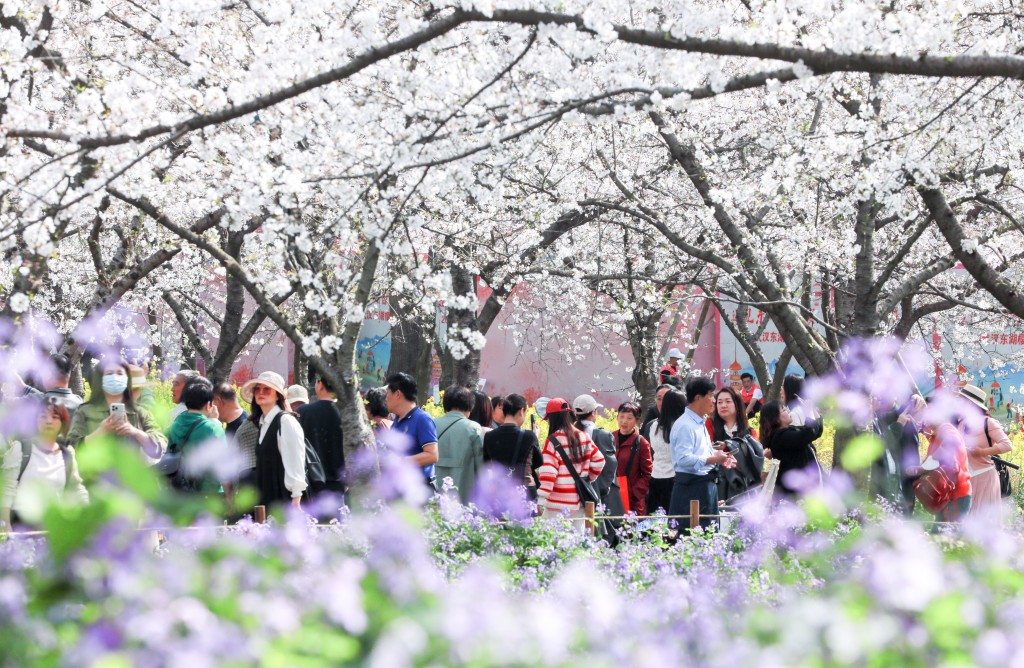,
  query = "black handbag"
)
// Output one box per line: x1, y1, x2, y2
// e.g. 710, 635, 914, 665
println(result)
996, 459, 1013, 498
984, 419, 1017, 498
550, 438, 600, 506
